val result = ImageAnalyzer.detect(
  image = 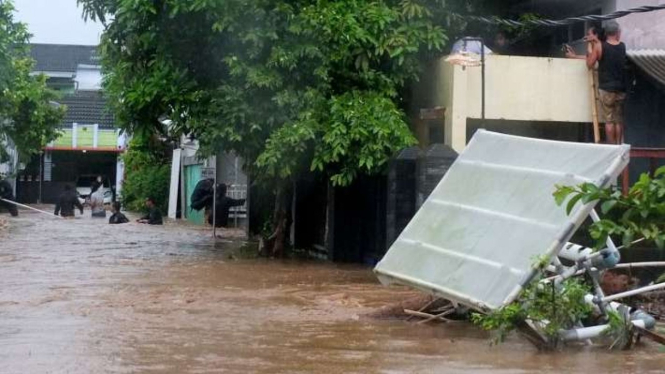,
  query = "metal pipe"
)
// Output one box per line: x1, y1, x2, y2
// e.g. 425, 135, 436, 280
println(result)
481, 42, 485, 119
560, 324, 610, 341
558, 242, 594, 262
0, 197, 63, 218
560, 320, 647, 341
584, 294, 656, 330
542, 269, 585, 283
546, 262, 665, 282
615, 262, 665, 268
552, 265, 583, 285
586, 264, 608, 314
602, 282, 665, 303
